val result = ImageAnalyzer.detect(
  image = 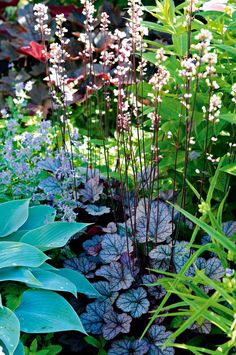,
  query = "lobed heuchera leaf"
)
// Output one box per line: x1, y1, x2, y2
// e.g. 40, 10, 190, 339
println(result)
147, 325, 174, 355
96, 262, 134, 291
103, 310, 132, 340
190, 319, 212, 334
83, 235, 102, 256
85, 205, 110, 216
205, 257, 225, 281
99, 233, 133, 264
116, 287, 150, 318
79, 177, 103, 203
64, 255, 96, 275
222, 221, 236, 237
92, 281, 119, 303
80, 300, 112, 335
108, 338, 149, 355
128, 200, 173, 243
142, 274, 166, 300
39, 176, 62, 194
